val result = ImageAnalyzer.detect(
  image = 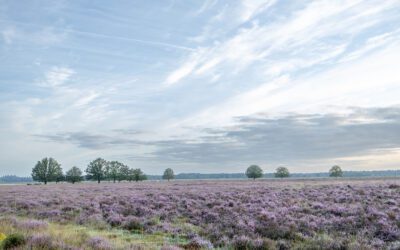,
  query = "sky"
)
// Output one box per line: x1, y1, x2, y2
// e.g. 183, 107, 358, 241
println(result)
1, 0, 400, 176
